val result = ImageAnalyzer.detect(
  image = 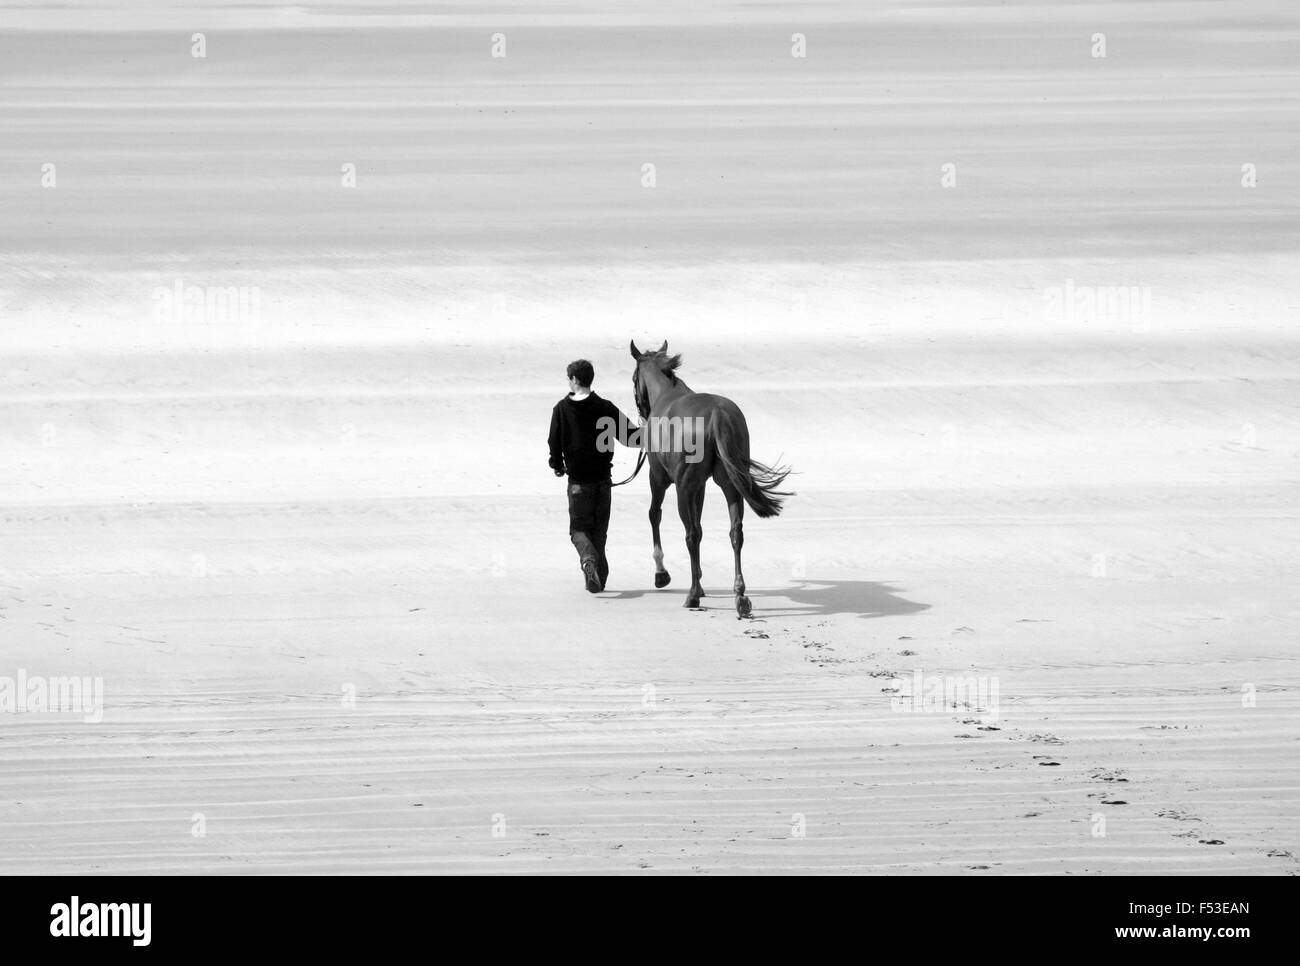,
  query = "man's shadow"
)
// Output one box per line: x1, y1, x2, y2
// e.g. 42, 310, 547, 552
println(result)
605, 579, 929, 620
